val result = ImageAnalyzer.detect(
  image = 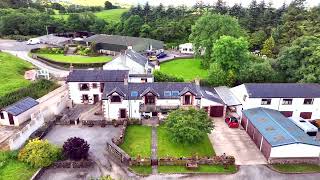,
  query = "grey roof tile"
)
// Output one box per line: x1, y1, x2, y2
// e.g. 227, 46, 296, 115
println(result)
66, 70, 128, 82
3, 97, 39, 116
